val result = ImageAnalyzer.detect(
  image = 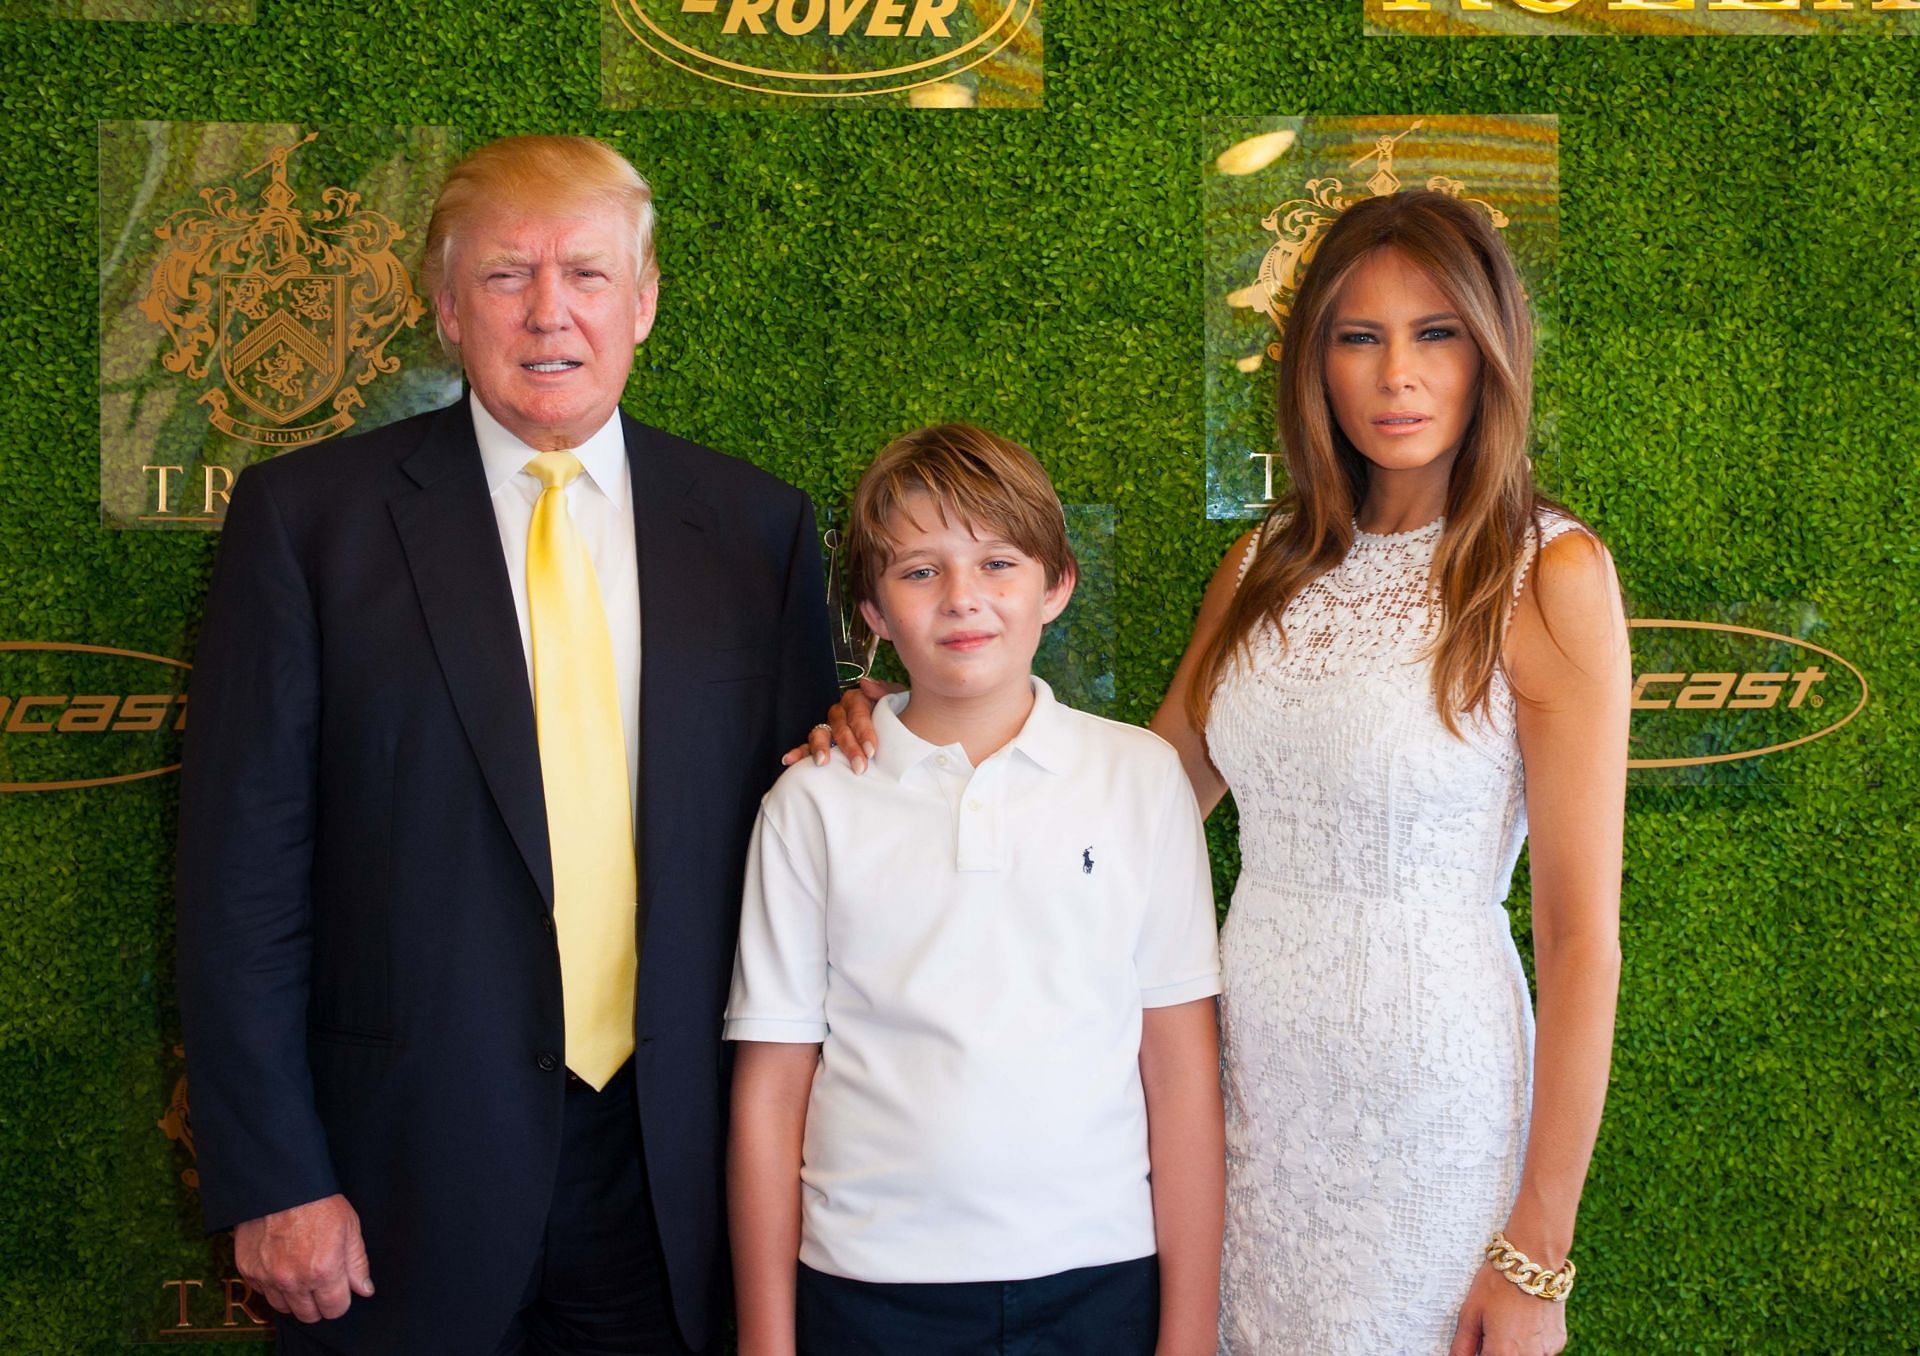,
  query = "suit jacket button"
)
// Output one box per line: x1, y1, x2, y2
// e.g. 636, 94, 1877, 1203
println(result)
537, 1052, 558, 1072
541, 915, 555, 934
